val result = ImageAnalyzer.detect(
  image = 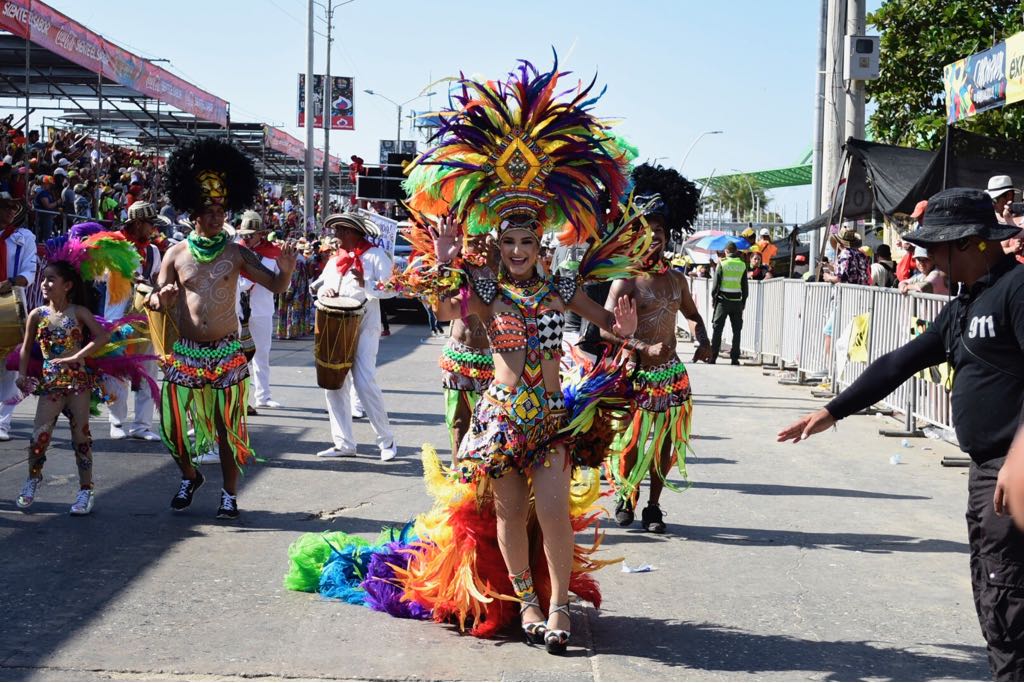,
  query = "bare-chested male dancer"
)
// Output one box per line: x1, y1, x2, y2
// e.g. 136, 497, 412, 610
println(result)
439, 231, 496, 456
148, 139, 296, 520
601, 167, 710, 533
